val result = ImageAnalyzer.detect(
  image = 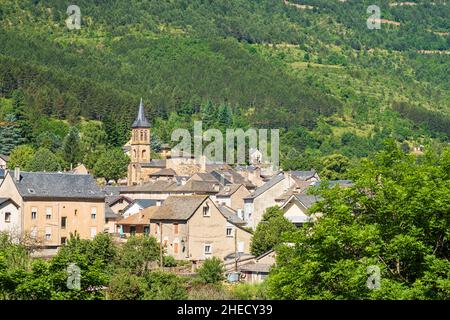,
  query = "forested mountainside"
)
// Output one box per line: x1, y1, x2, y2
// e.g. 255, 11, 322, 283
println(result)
0, 0, 449, 173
